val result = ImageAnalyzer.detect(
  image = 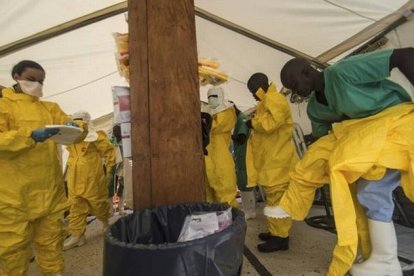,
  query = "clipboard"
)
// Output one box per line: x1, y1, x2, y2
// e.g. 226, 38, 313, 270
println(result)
45, 125, 83, 145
